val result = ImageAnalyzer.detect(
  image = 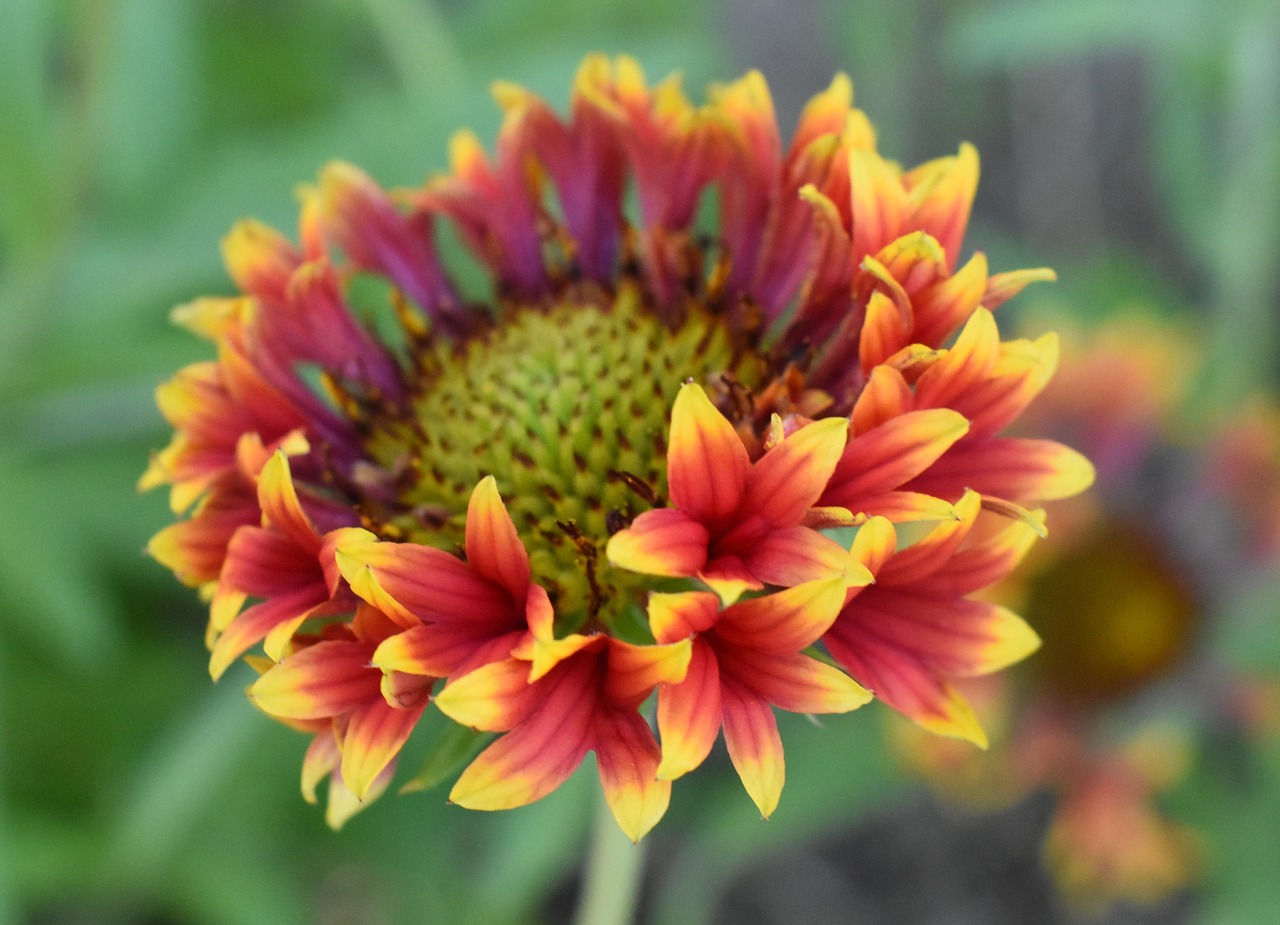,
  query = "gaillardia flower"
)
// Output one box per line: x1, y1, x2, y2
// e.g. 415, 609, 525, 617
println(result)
143, 56, 1091, 840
